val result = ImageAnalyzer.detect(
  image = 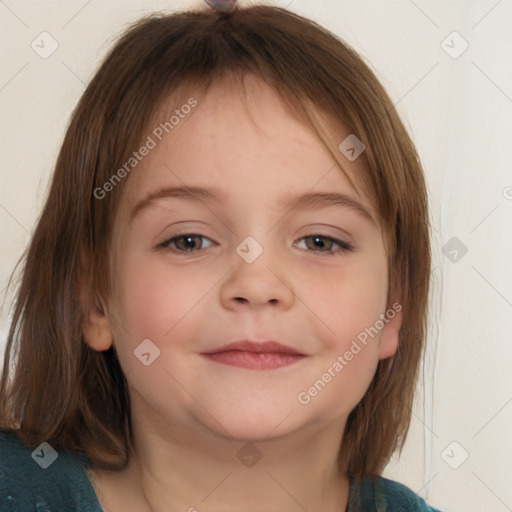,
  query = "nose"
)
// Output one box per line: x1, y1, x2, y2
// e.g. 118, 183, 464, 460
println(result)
218, 237, 296, 311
